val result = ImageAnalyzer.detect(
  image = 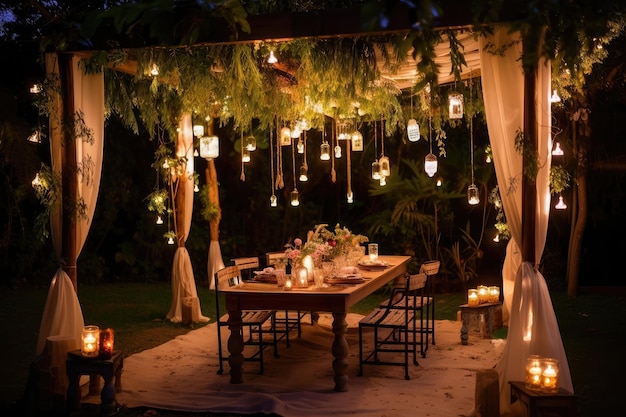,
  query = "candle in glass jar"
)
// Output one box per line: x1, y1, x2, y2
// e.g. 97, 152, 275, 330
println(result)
541, 358, 559, 393
477, 285, 488, 303
525, 355, 543, 390
99, 328, 114, 359
488, 286, 500, 303
467, 289, 479, 306
81, 325, 100, 357
284, 278, 293, 290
